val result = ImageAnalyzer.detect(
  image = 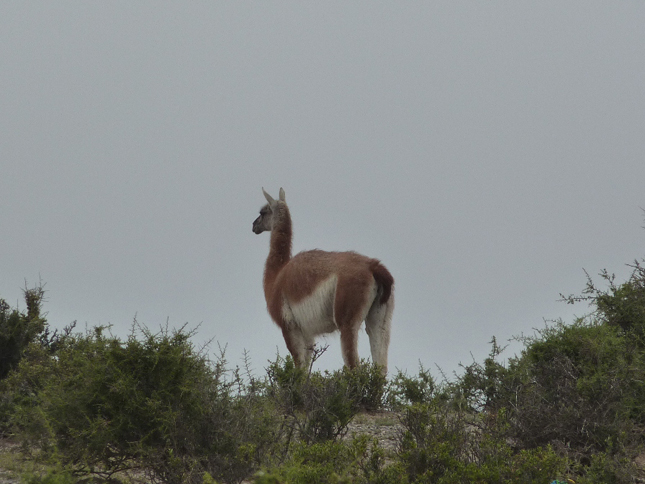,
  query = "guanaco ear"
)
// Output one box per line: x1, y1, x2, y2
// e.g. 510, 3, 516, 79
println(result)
262, 187, 276, 208
279, 187, 285, 202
